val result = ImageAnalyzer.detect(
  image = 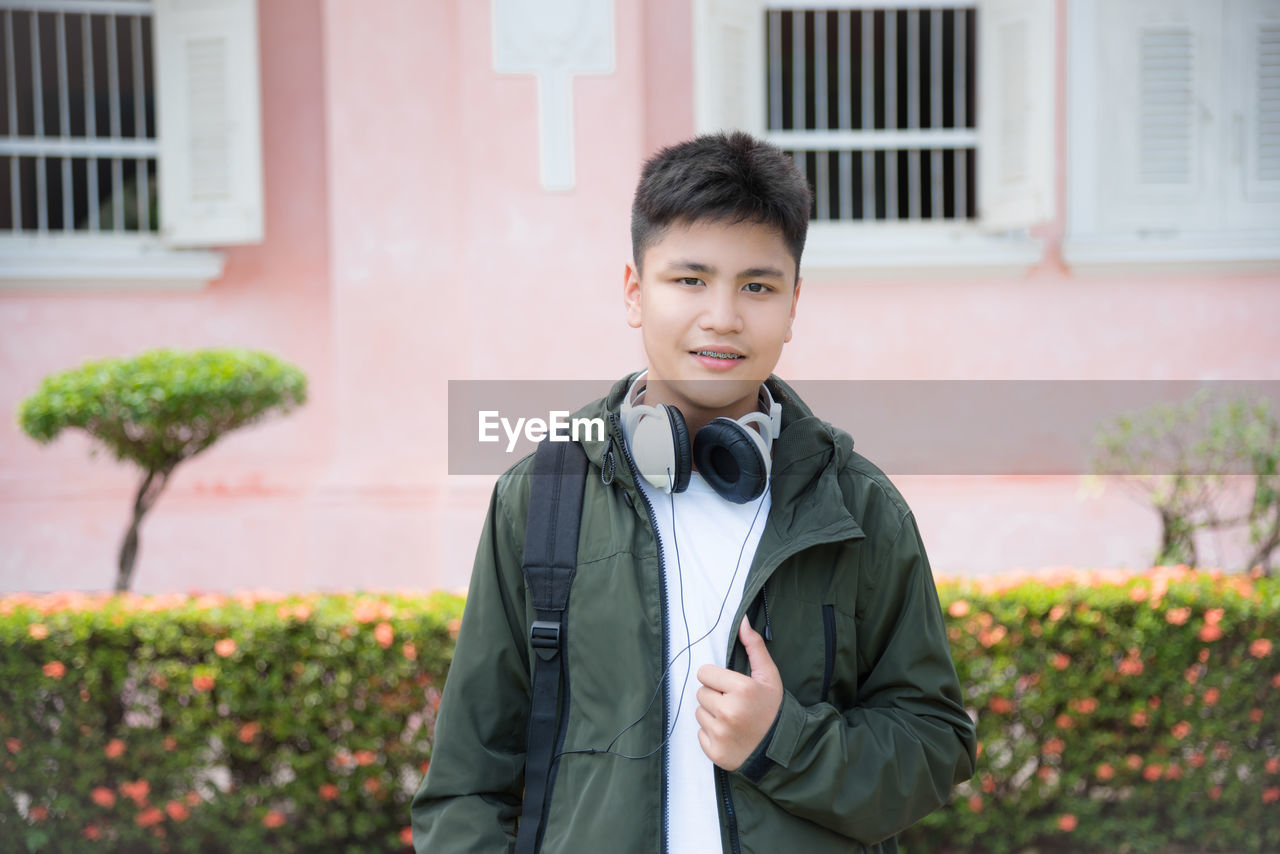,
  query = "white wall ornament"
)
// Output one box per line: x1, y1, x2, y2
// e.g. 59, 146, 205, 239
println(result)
492, 0, 616, 191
